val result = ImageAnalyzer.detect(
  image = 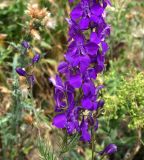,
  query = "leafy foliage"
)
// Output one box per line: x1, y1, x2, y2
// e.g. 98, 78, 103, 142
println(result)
104, 71, 144, 129
37, 138, 57, 160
